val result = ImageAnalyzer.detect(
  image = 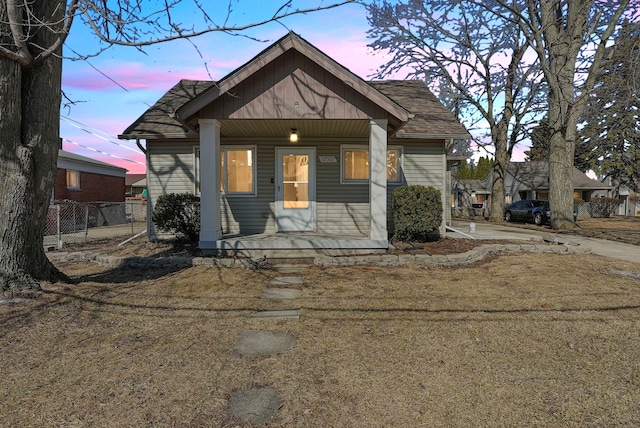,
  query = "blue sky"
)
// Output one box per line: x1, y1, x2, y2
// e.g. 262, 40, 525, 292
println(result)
60, 1, 394, 174
61, 0, 528, 174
